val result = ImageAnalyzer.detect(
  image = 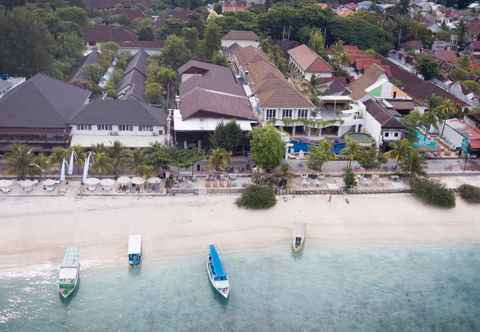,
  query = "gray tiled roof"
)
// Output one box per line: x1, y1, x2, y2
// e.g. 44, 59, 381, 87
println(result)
0, 74, 90, 128
364, 99, 404, 129
71, 50, 101, 83
117, 50, 149, 101
71, 98, 167, 125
